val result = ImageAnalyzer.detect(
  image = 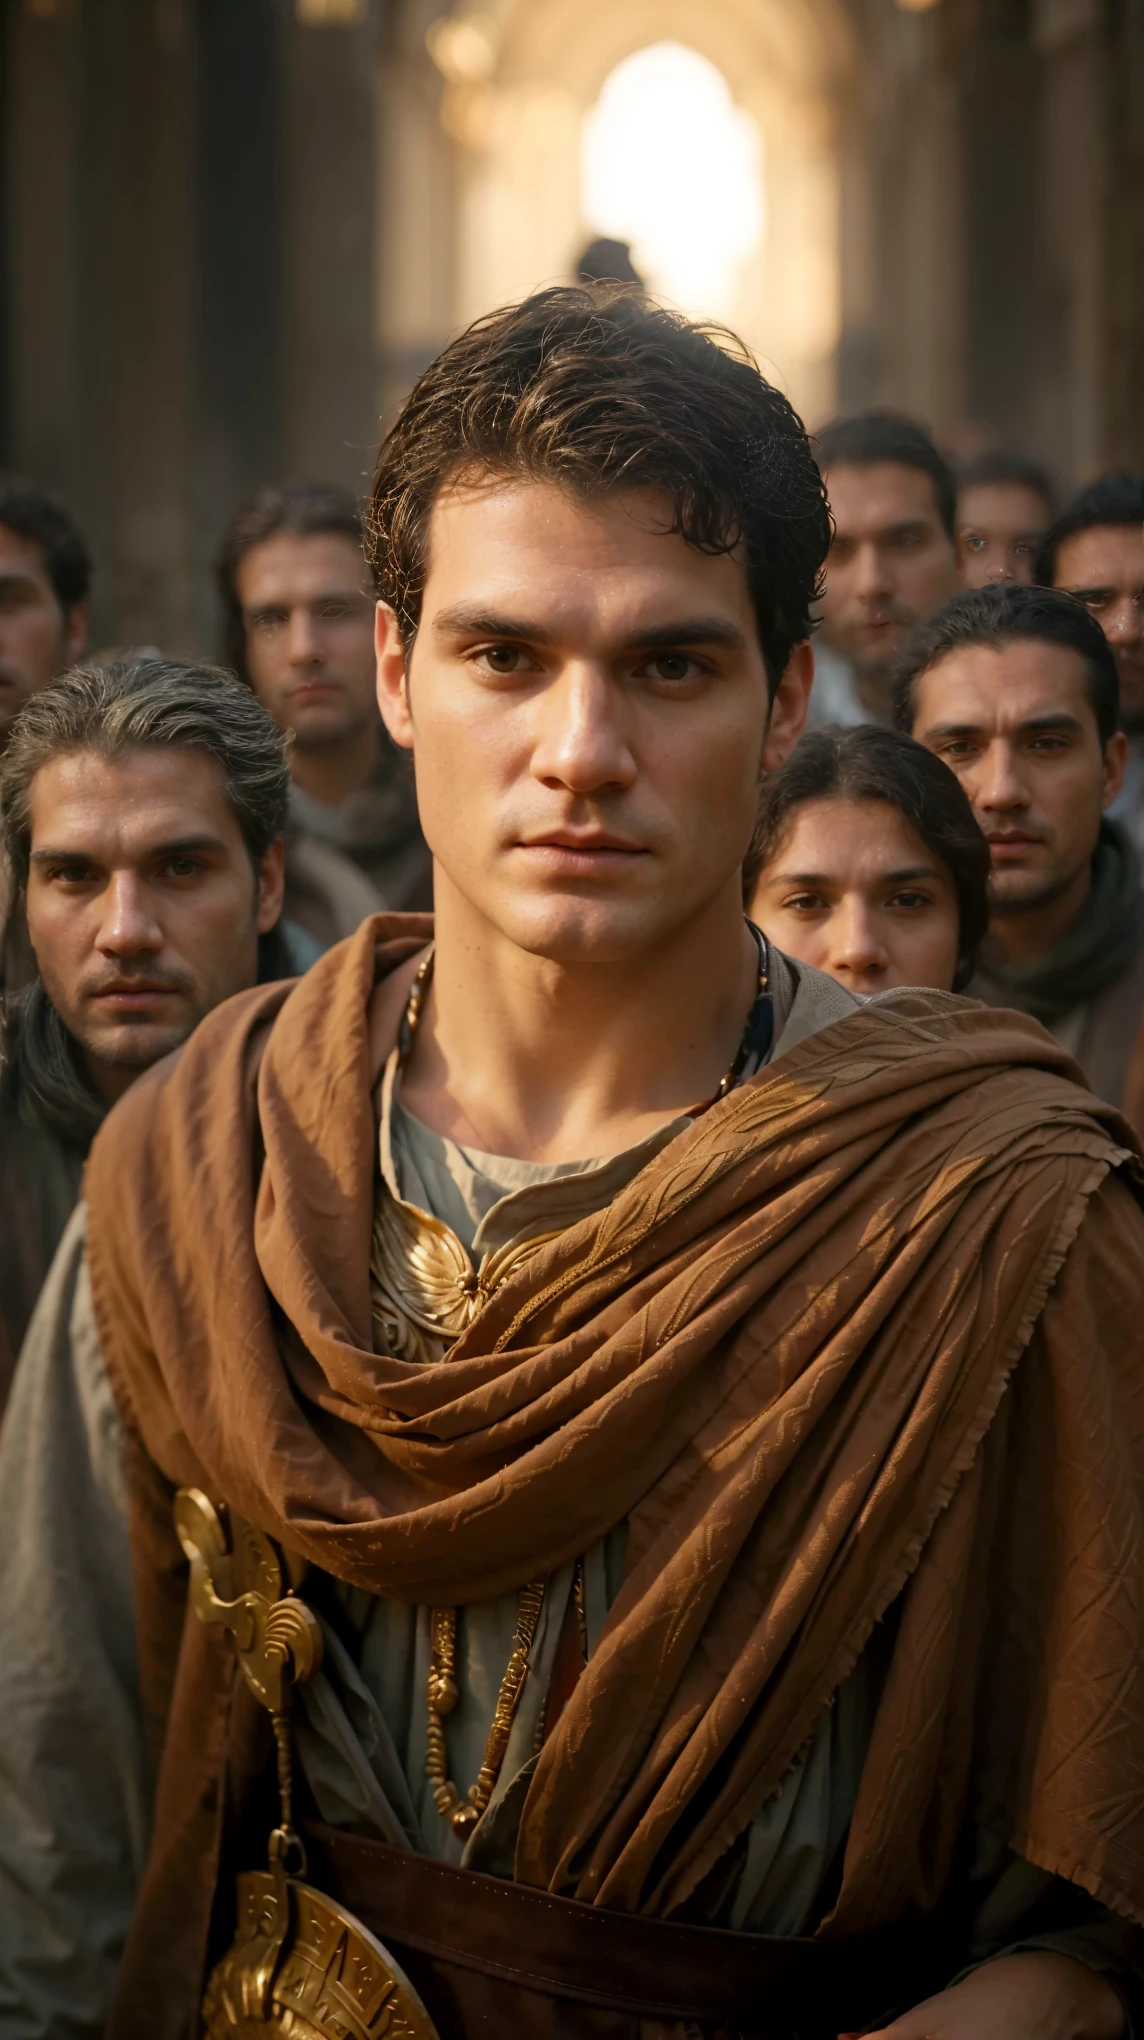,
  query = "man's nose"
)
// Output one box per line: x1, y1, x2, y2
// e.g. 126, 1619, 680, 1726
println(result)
852, 541, 892, 600
1105, 595, 1144, 647
95, 873, 163, 957
286, 606, 323, 665
530, 664, 638, 795
972, 739, 1026, 812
